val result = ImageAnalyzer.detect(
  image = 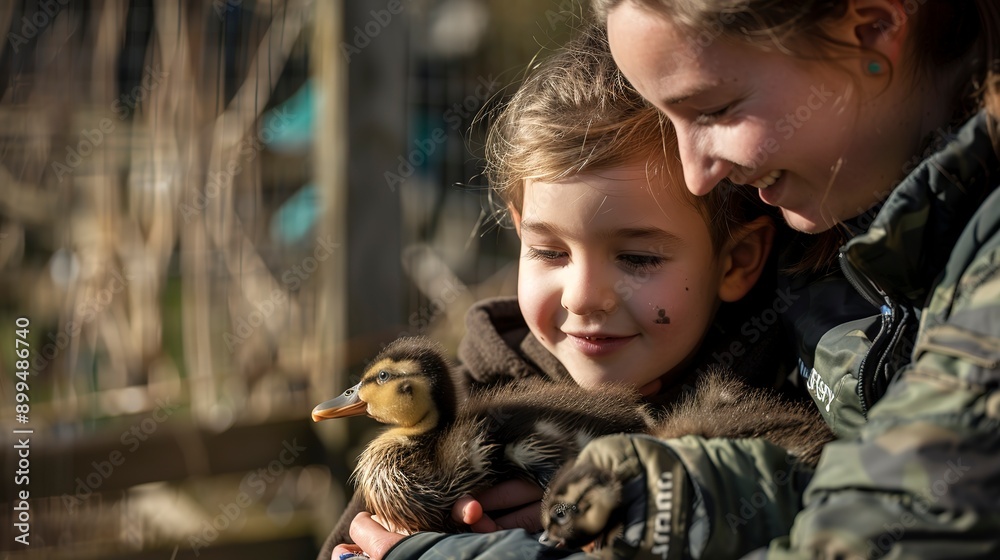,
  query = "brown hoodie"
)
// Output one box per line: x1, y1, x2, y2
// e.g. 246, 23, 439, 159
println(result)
317, 291, 802, 558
